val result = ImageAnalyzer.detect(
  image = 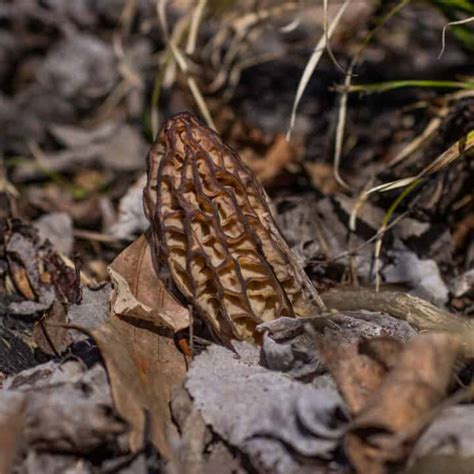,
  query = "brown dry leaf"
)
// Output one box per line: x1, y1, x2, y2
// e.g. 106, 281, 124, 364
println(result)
304, 162, 340, 195
3, 218, 80, 315
9, 265, 35, 300
358, 336, 405, 371
33, 300, 72, 355
92, 233, 189, 457
108, 232, 190, 332
92, 316, 187, 457
345, 332, 462, 474
245, 134, 298, 186
318, 336, 389, 414
214, 110, 300, 188
5, 230, 38, 301
452, 212, 474, 250
0, 392, 25, 474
